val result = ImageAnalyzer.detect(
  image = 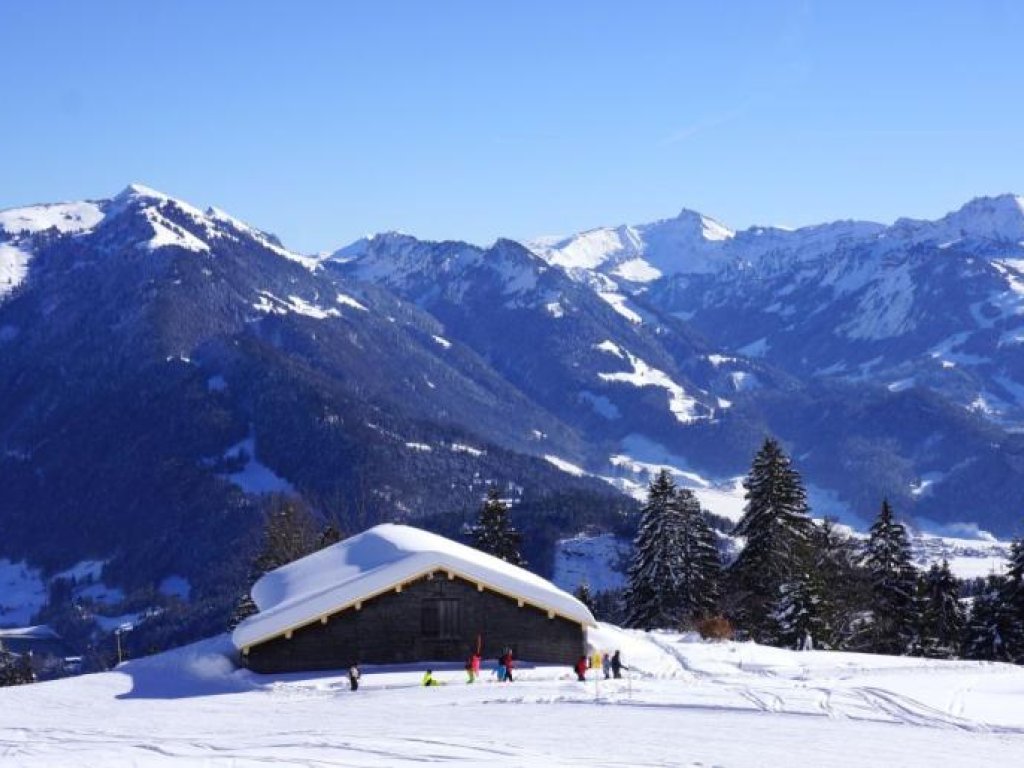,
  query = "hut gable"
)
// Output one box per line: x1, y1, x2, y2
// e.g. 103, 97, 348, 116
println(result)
231, 524, 596, 654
